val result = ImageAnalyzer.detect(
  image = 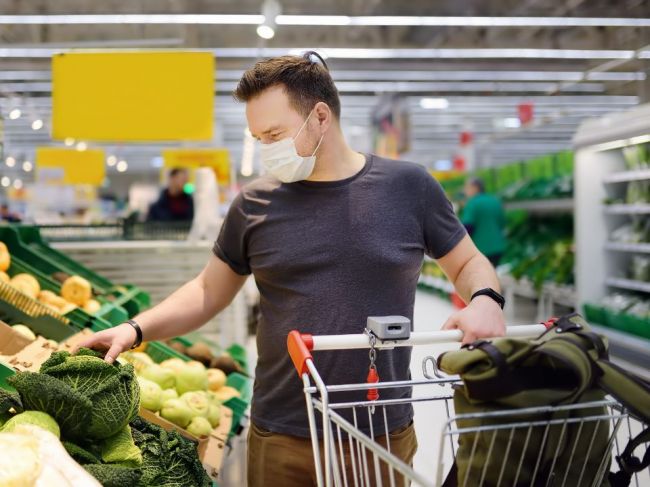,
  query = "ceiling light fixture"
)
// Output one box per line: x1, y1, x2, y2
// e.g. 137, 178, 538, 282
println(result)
5, 157, 16, 167
107, 155, 117, 166
76, 141, 87, 151
31, 119, 43, 130
22, 161, 33, 172
0, 14, 648, 28
8, 108, 21, 119
64, 137, 75, 146
116, 160, 128, 172
1, 177, 10, 187
257, 0, 280, 40
12, 179, 23, 189
420, 98, 450, 109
